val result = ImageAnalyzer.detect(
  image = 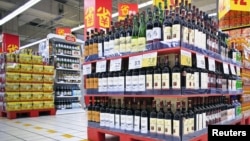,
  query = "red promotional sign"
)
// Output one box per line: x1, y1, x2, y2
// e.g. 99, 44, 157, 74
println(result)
56, 27, 71, 36
84, 0, 112, 39
2, 33, 19, 53
118, 3, 138, 21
